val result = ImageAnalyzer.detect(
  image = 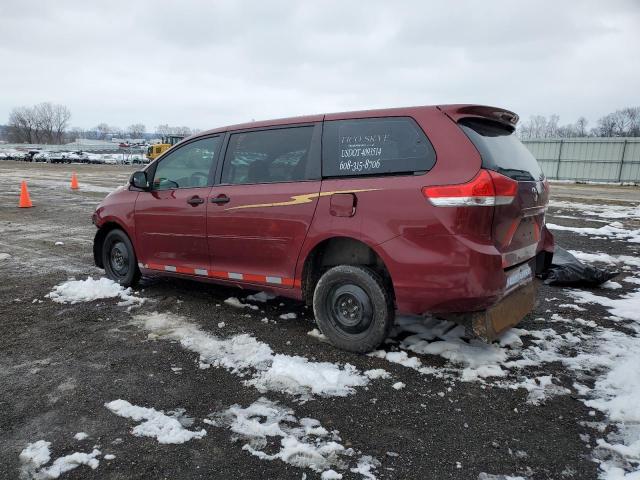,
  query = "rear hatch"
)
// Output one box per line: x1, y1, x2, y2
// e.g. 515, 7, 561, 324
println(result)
458, 117, 548, 268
